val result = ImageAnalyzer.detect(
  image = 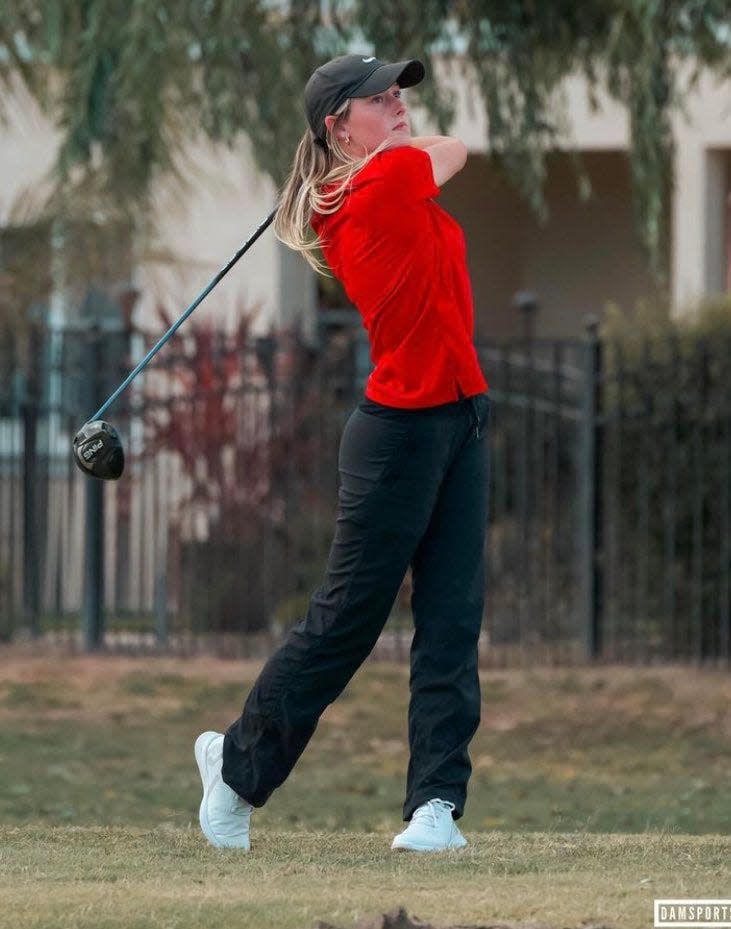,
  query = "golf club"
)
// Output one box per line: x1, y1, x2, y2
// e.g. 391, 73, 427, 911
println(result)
72, 208, 277, 480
